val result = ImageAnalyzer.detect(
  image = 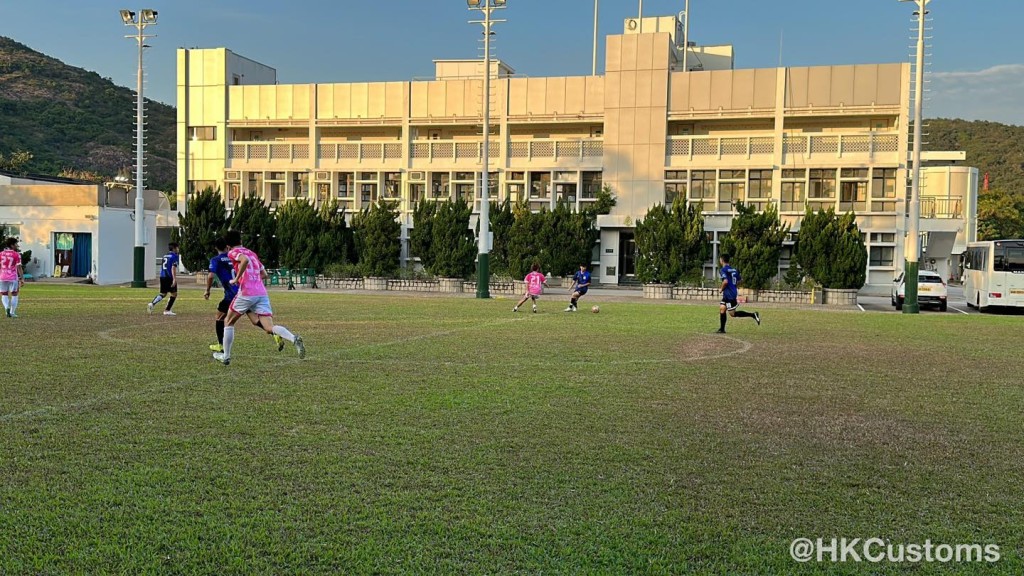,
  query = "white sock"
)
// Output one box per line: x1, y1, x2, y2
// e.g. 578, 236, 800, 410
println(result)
272, 325, 295, 343
1, 295, 8, 310
151, 294, 164, 305
10, 296, 17, 313
223, 326, 235, 358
